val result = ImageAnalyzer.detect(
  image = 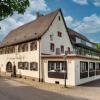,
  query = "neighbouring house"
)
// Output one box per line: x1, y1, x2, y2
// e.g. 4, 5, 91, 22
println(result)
0, 9, 100, 86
